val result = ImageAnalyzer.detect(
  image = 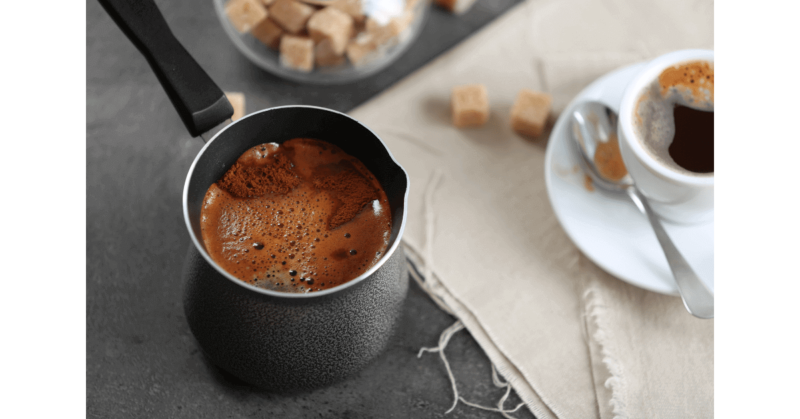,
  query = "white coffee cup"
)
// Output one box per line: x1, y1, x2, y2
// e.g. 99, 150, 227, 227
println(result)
617, 49, 714, 224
